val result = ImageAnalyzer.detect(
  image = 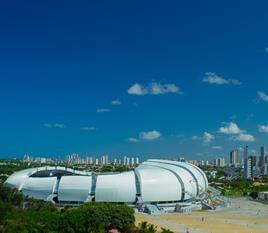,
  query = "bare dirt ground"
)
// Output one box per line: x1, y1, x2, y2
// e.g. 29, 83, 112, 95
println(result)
135, 198, 268, 233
